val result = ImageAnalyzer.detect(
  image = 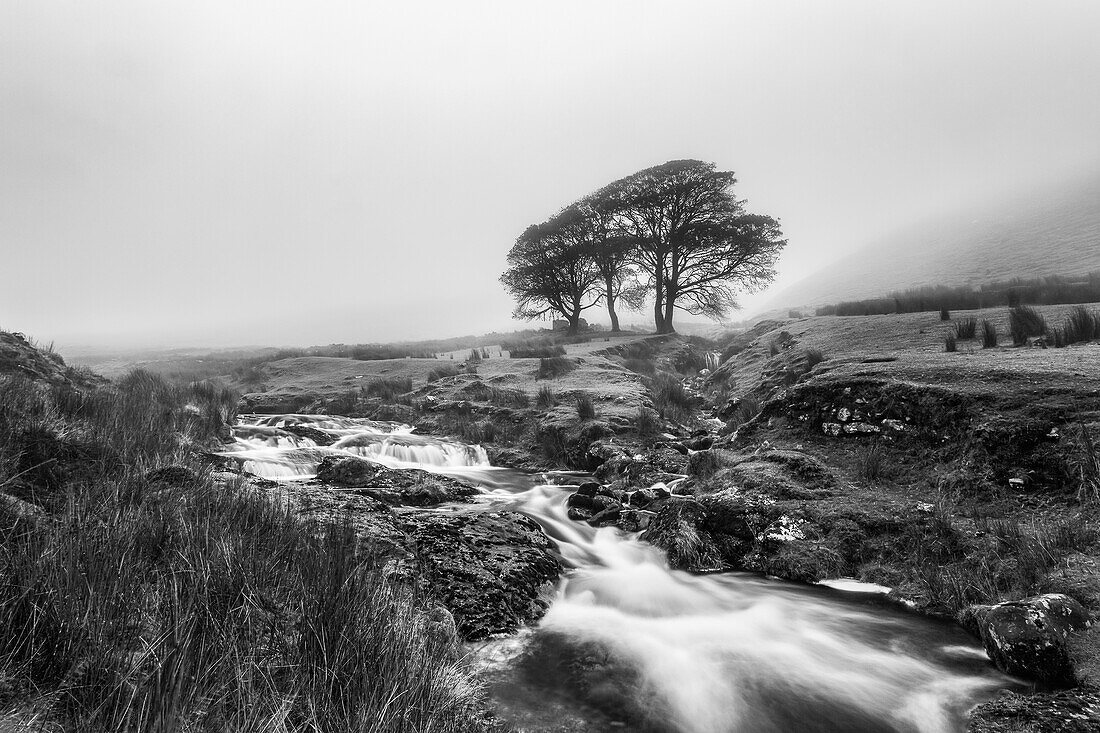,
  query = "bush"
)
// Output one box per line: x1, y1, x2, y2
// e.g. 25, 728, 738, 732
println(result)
945, 332, 957, 352
940, 307, 950, 321
575, 396, 596, 421
536, 385, 556, 408
954, 318, 977, 339
536, 356, 575, 380
1008, 305, 1047, 346
980, 320, 998, 348
804, 349, 826, 370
